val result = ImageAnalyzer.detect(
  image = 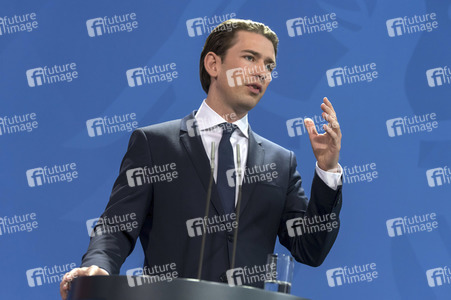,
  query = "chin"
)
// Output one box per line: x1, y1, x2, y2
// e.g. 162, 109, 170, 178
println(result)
236, 95, 261, 112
